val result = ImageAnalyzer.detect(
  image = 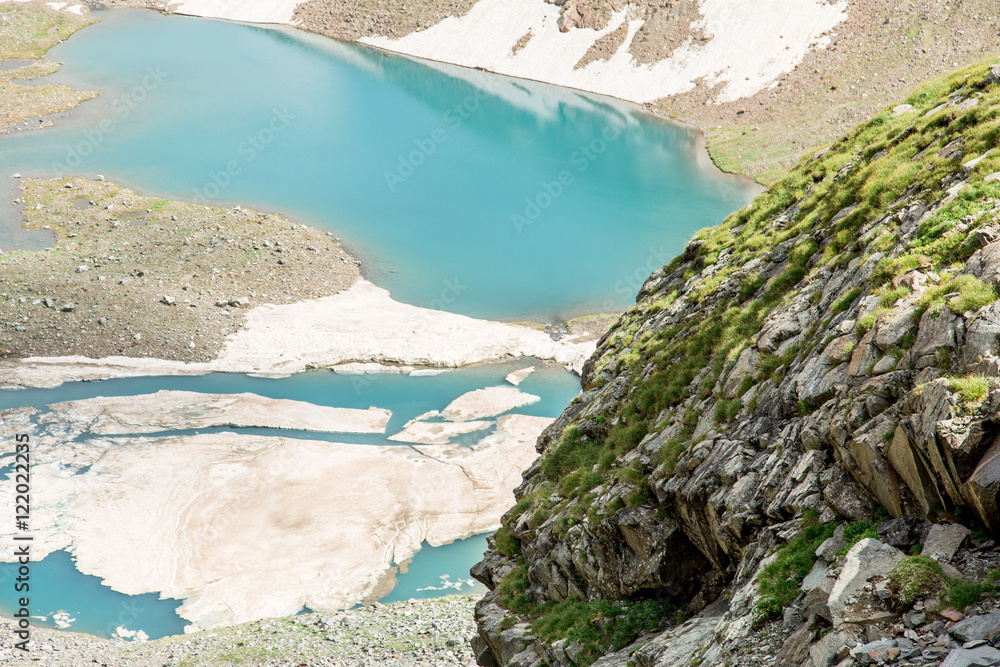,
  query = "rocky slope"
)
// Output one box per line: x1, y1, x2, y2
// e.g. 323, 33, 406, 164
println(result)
471, 60, 1000, 667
